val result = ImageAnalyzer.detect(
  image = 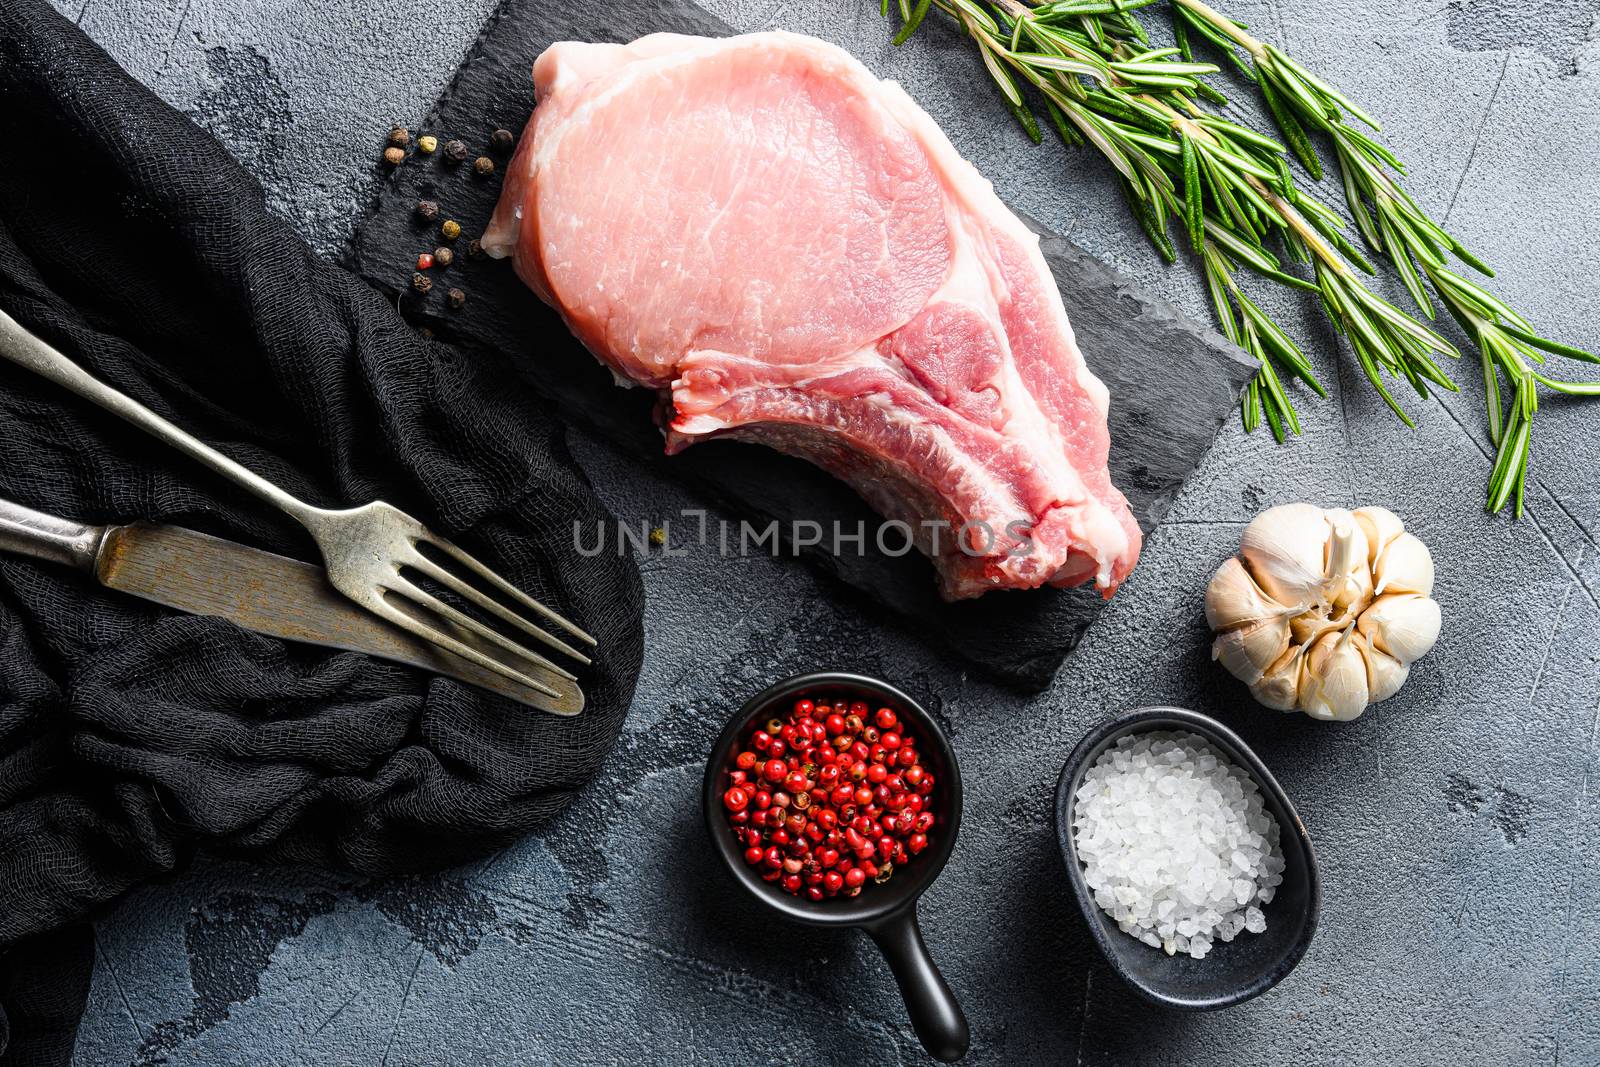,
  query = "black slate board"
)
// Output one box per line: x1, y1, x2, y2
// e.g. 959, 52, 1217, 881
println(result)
346, 0, 1258, 690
